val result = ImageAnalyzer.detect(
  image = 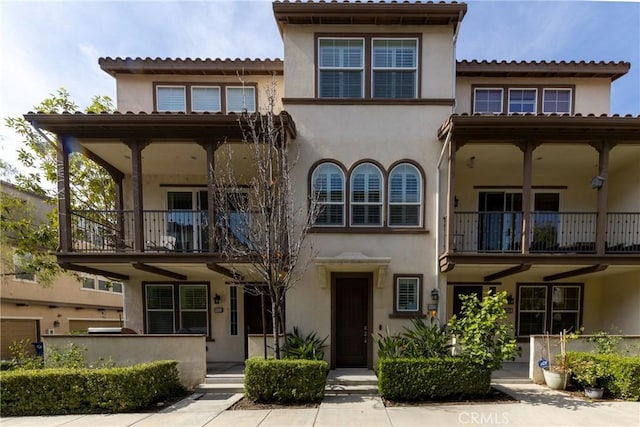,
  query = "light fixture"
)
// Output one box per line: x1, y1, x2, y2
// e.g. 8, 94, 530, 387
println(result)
454, 196, 459, 208
591, 175, 605, 189
53, 320, 60, 328
506, 294, 514, 305
431, 288, 439, 302
465, 156, 476, 168
214, 294, 221, 305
